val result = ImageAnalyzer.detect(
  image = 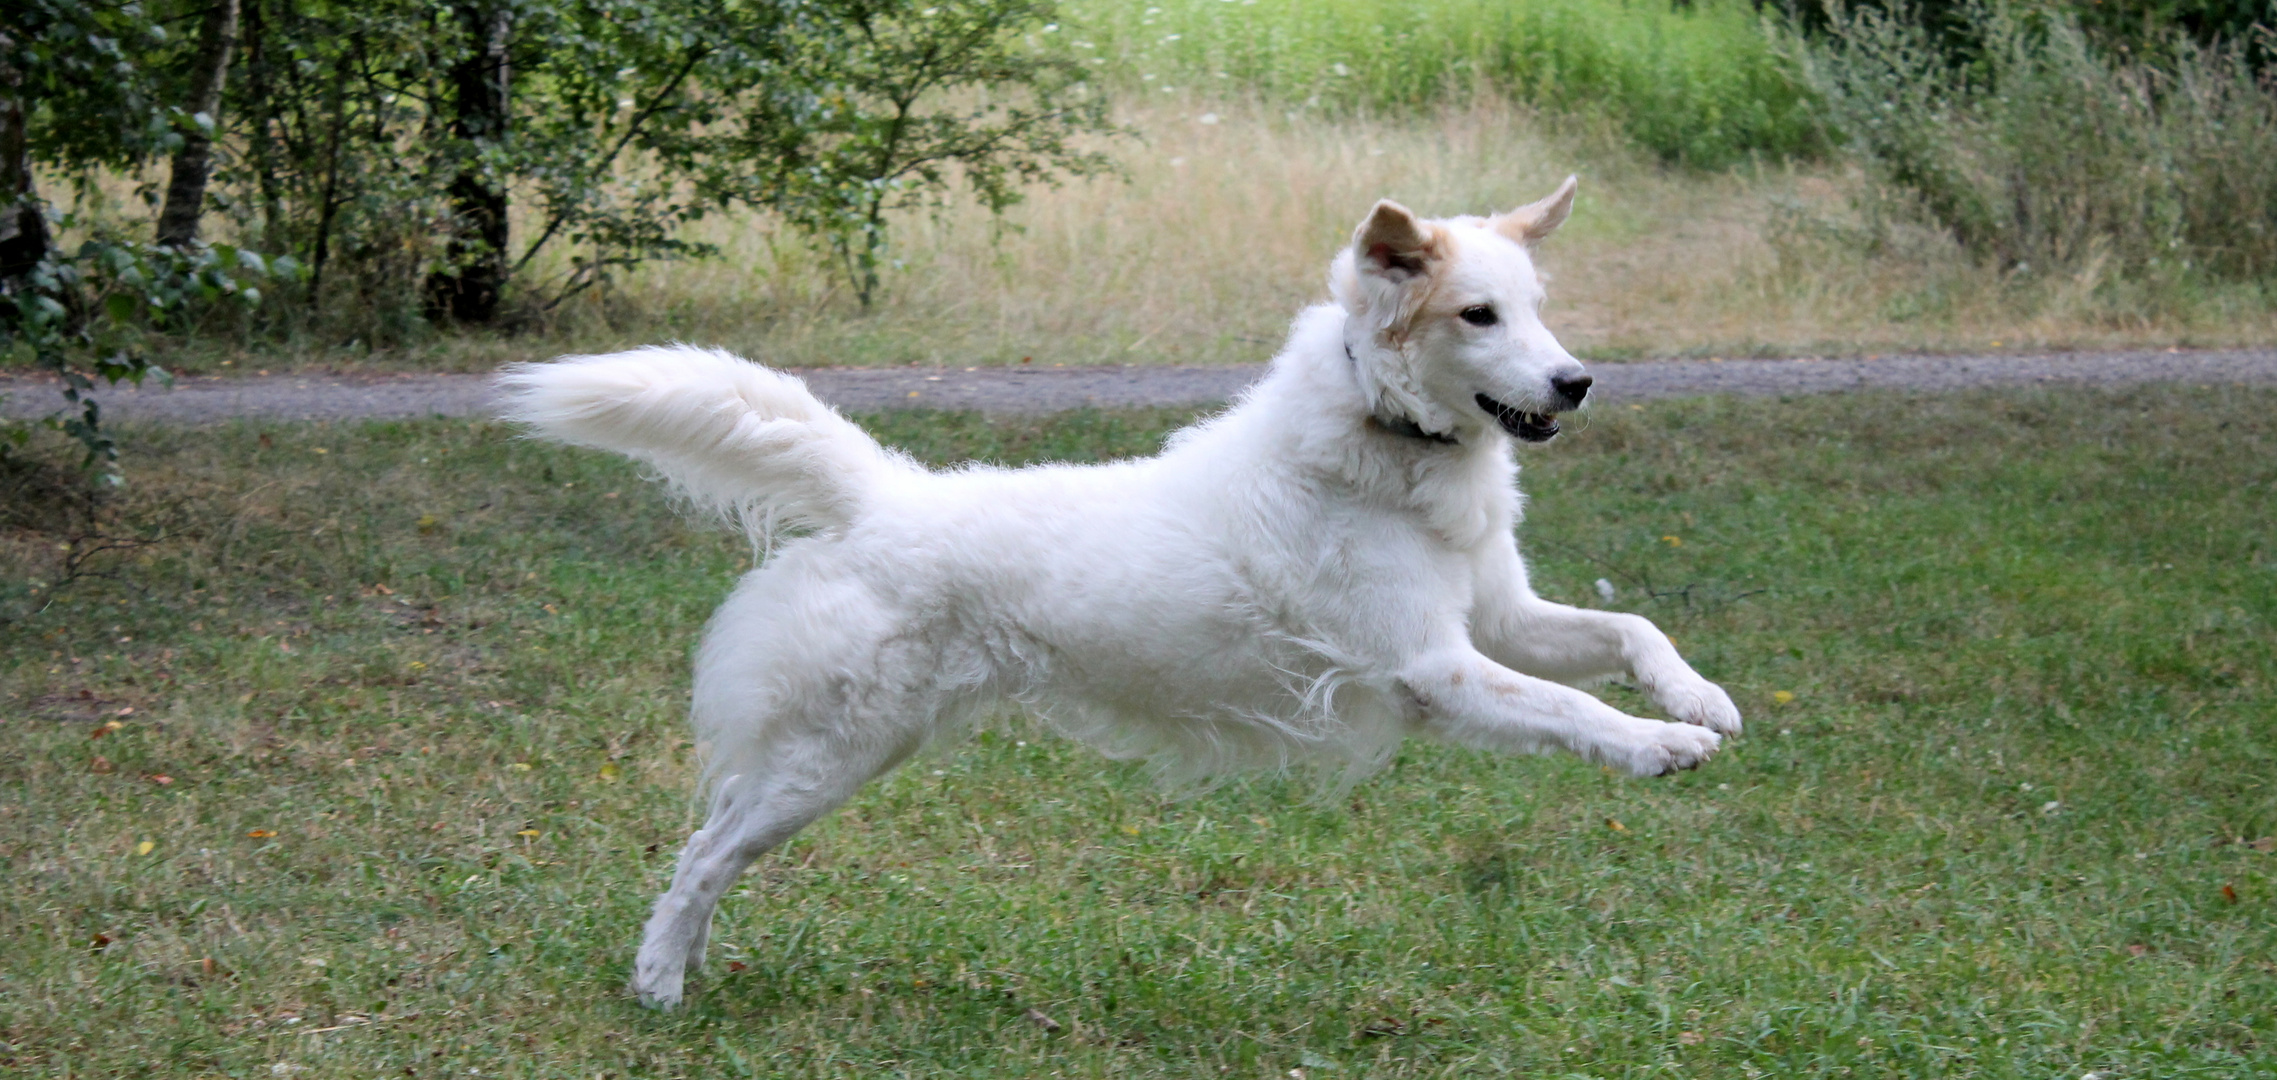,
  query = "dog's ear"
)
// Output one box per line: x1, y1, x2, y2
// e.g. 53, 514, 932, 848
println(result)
1353, 200, 1439, 282
1492, 175, 1578, 246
